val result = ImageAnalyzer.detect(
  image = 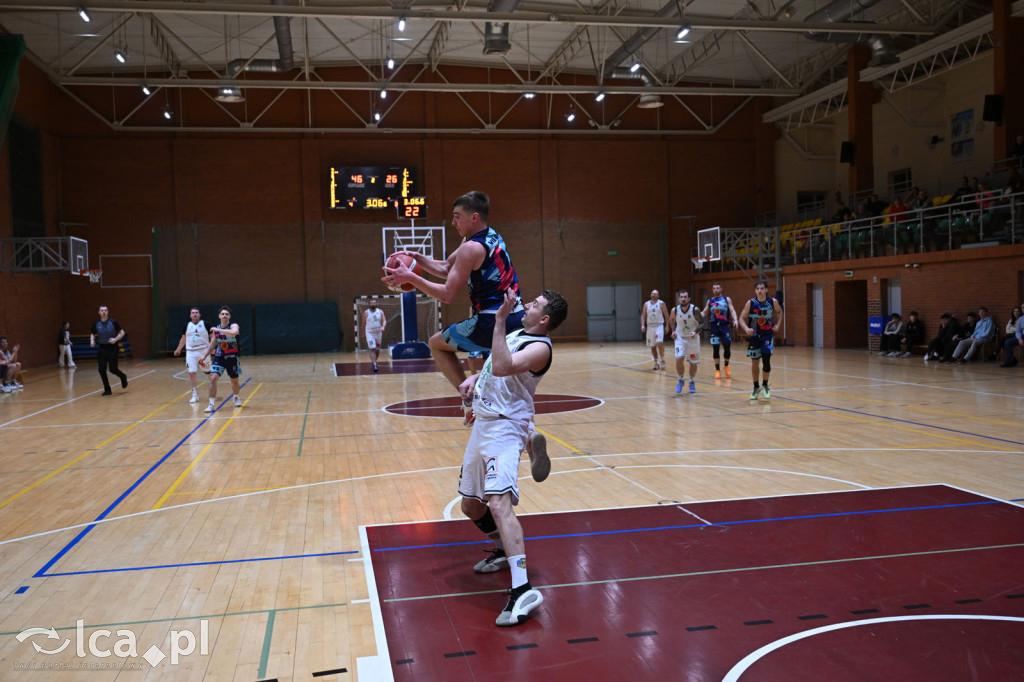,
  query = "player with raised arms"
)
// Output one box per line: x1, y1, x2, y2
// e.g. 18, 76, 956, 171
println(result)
382, 192, 522, 417
700, 282, 739, 379
738, 281, 782, 400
